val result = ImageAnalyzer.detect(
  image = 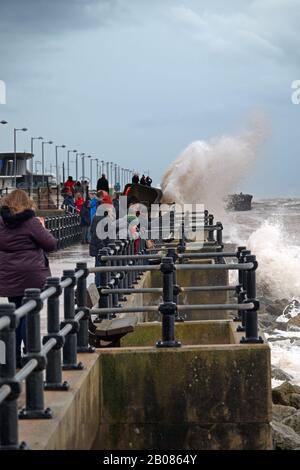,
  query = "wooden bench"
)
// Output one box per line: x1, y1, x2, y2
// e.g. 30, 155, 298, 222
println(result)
86, 283, 138, 348
89, 316, 138, 348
